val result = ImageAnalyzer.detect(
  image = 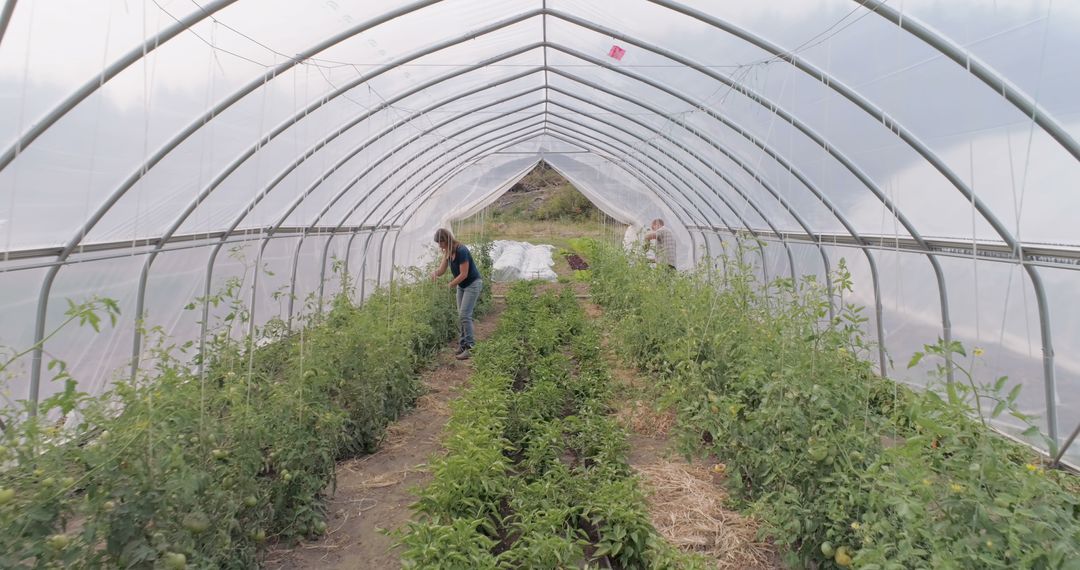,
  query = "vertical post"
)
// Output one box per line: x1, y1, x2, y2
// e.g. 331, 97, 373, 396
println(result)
316, 231, 334, 314
130, 256, 154, 382
1024, 265, 1059, 447
286, 234, 305, 330
862, 250, 889, 378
